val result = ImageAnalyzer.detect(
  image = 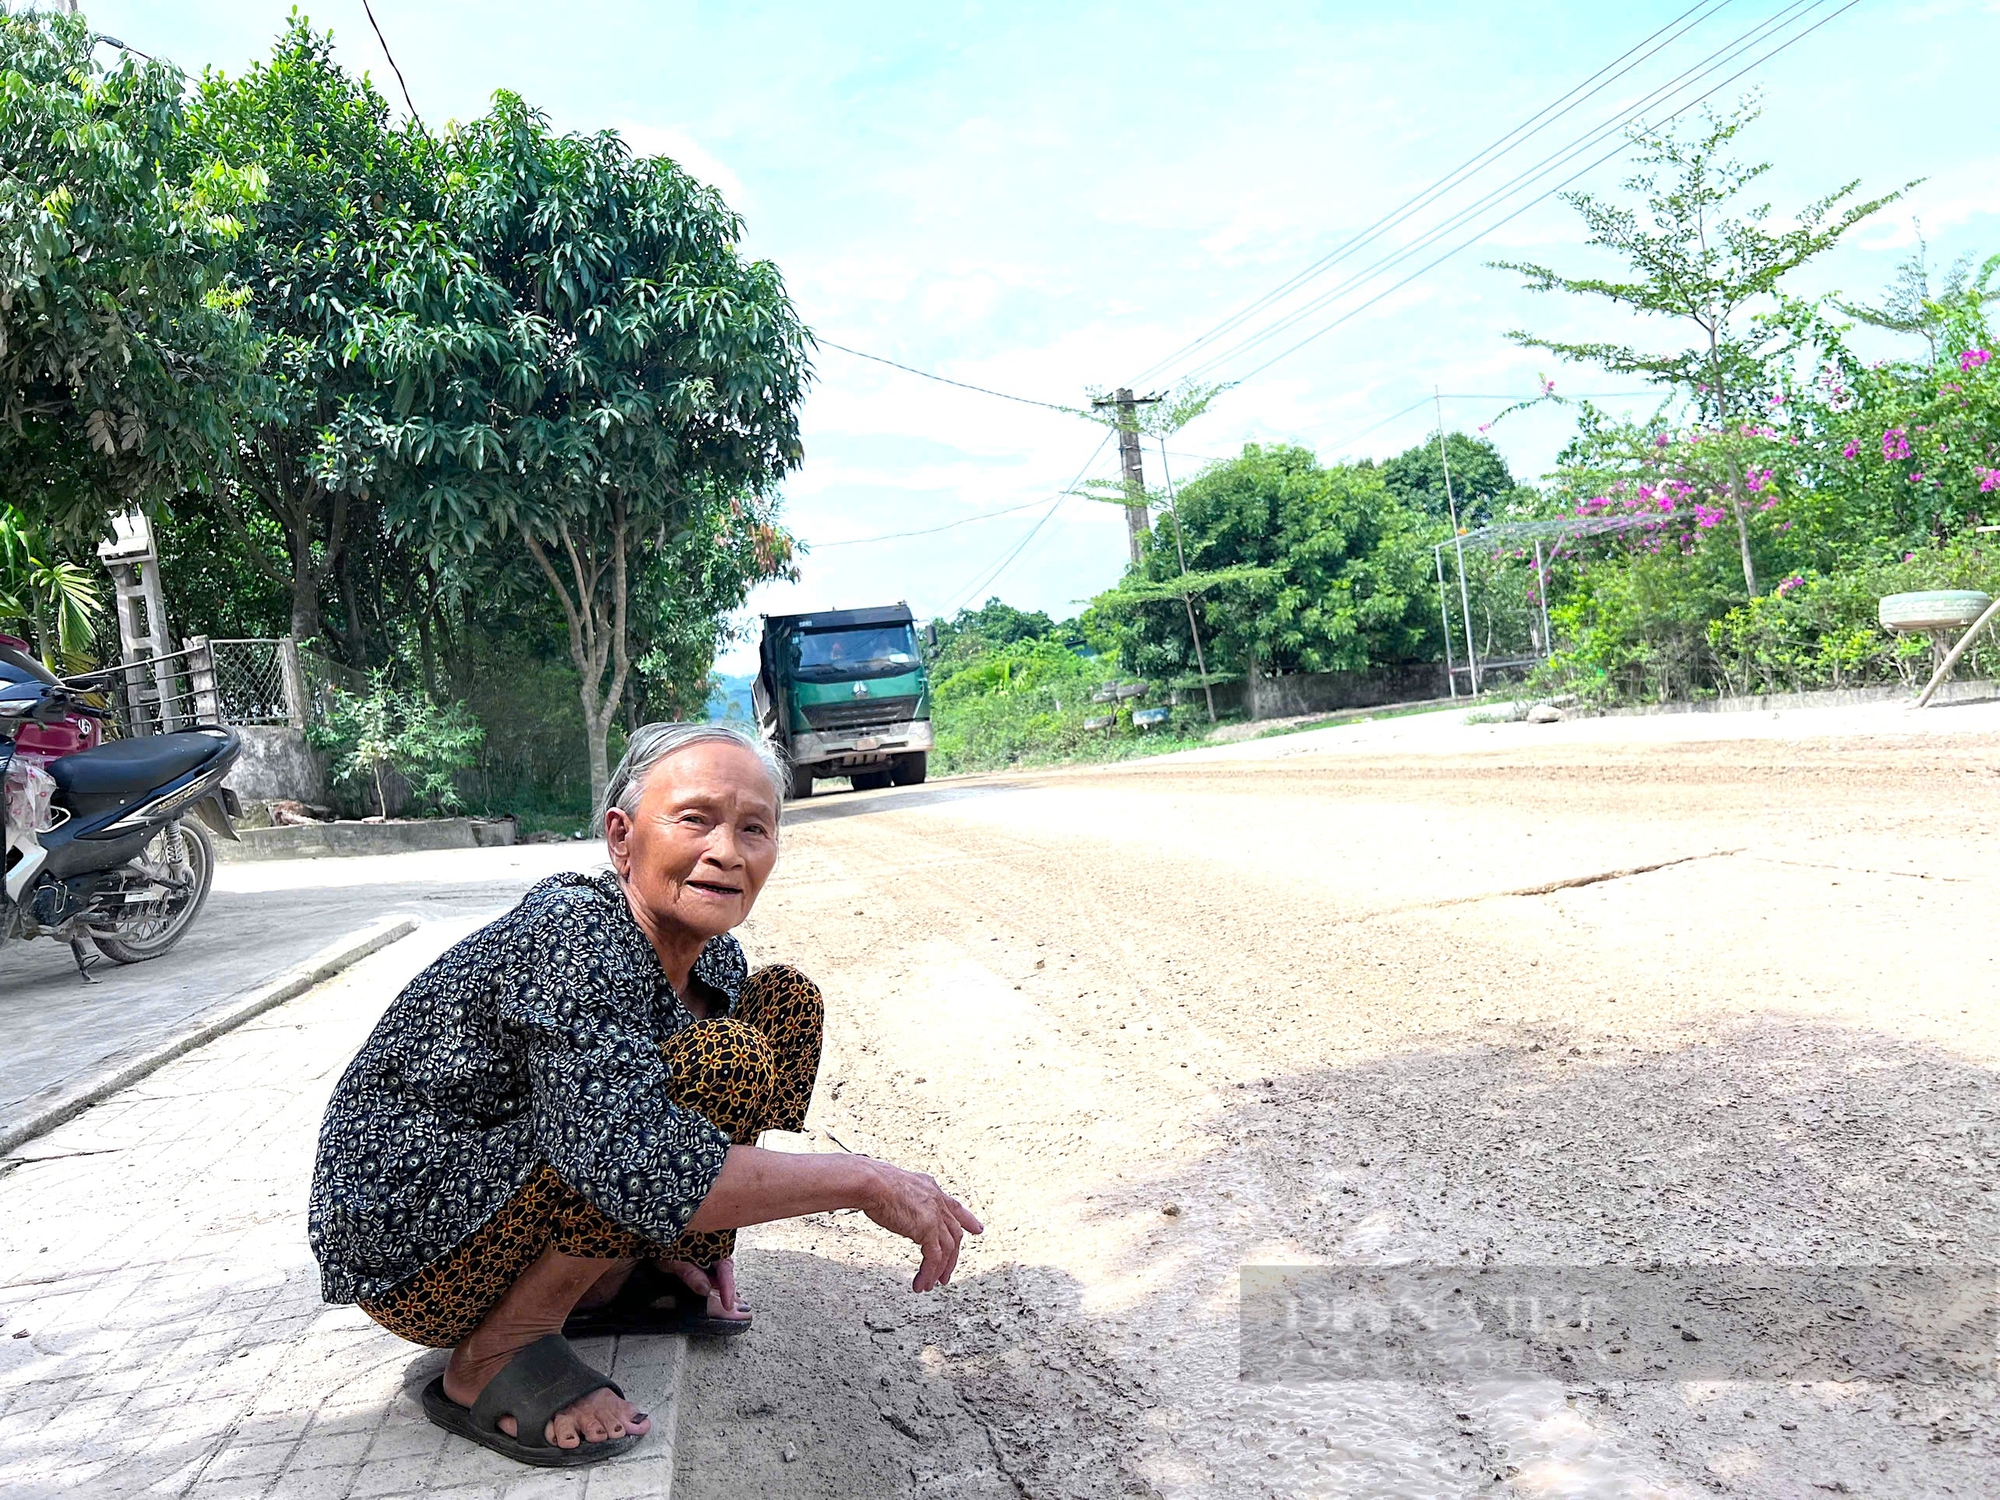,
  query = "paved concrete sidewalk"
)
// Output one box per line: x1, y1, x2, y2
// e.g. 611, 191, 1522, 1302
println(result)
1, 843, 604, 1134
0, 918, 687, 1500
